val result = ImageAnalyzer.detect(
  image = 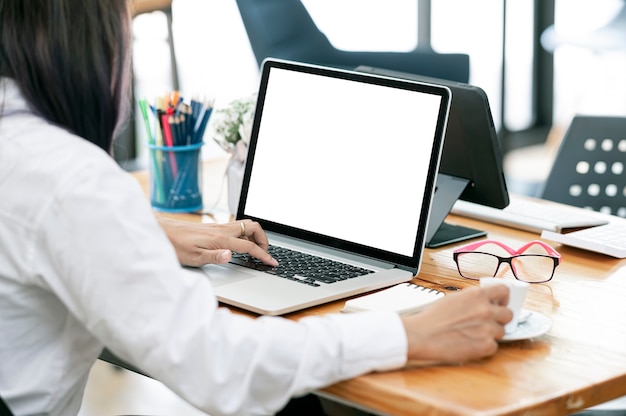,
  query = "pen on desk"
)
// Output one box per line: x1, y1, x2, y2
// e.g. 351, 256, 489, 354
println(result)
190, 97, 201, 113
168, 115, 178, 146
178, 114, 187, 146
154, 112, 163, 147
160, 112, 174, 147
139, 99, 165, 204
174, 116, 183, 146
160, 112, 178, 177
138, 99, 154, 144
184, 104, 194, 145
193, 101, 213, 144
176, 115, 185, 146
190, 98, 202, 130
170, 90, 180, 110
